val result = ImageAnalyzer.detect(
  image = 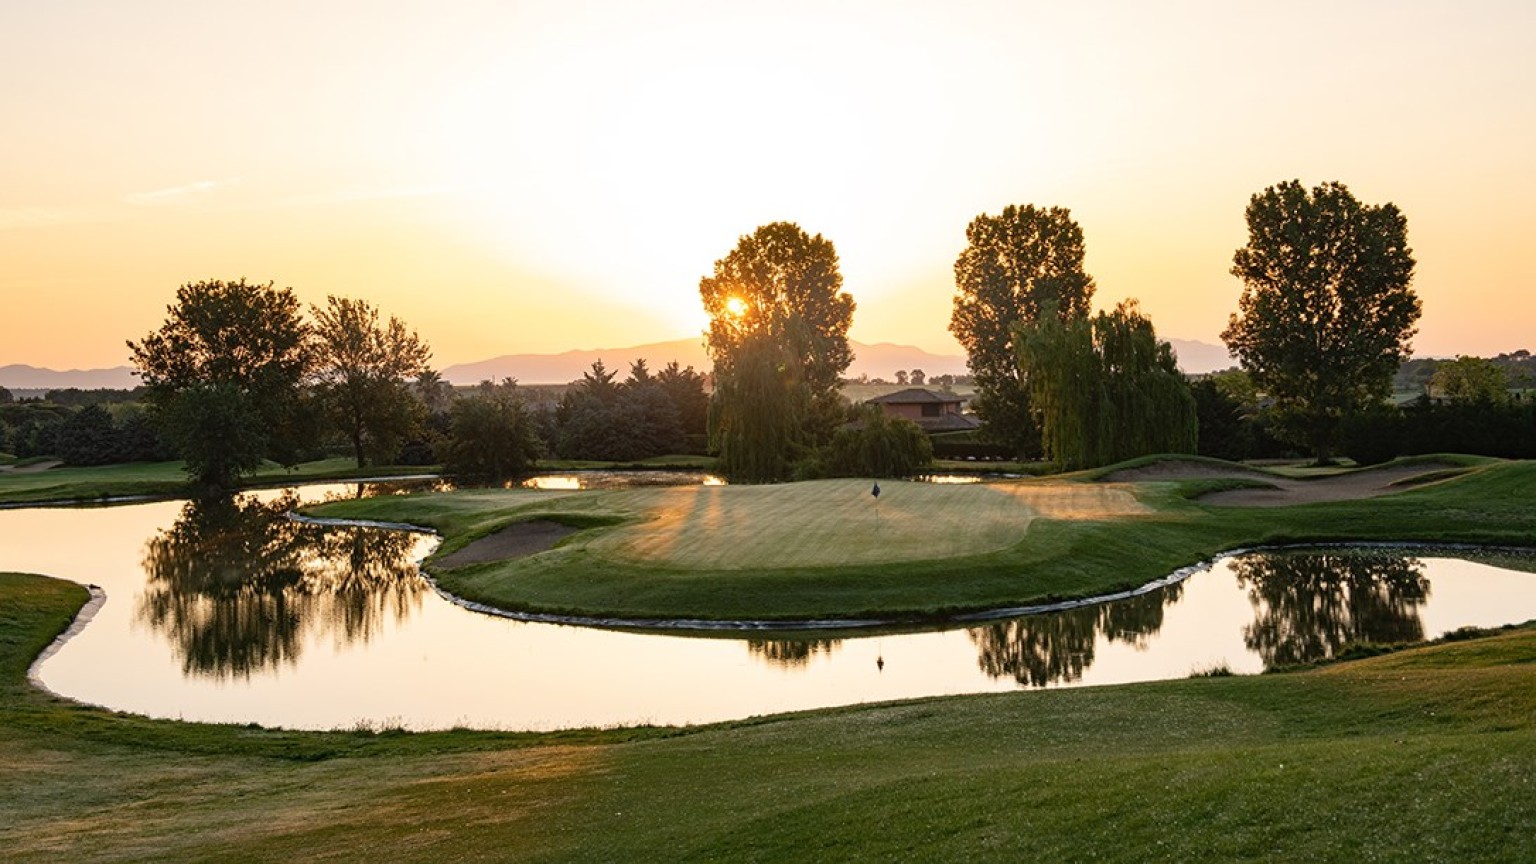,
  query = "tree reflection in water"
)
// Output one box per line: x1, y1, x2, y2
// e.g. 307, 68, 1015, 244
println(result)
138, 493, 428, 679
970, 583, 1184, 686
746, 637, 843, 668
1234, 550, 1429, 667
